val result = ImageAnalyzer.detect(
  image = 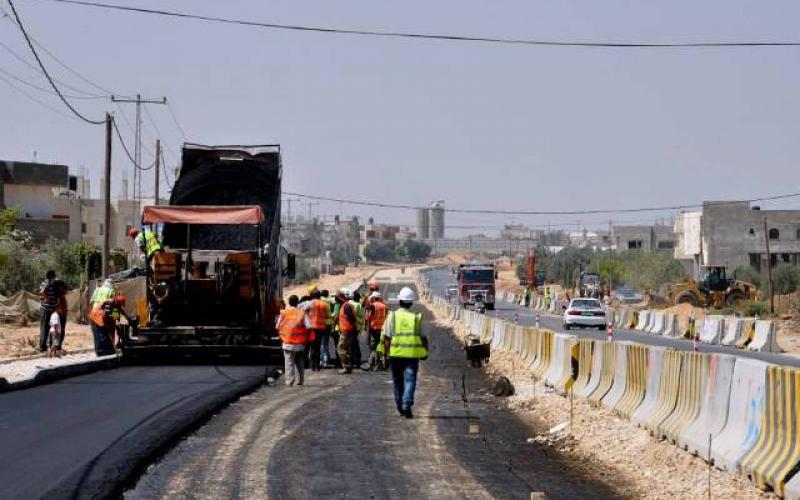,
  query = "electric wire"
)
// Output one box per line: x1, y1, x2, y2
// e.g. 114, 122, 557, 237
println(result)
42, 0, 800, 48
0, 63, 107, 99
112, 116, 155, 170
283, 191, 800, 216
166, 101, 188, 141
0, 71, 79, 120
4, 0, 104, 124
